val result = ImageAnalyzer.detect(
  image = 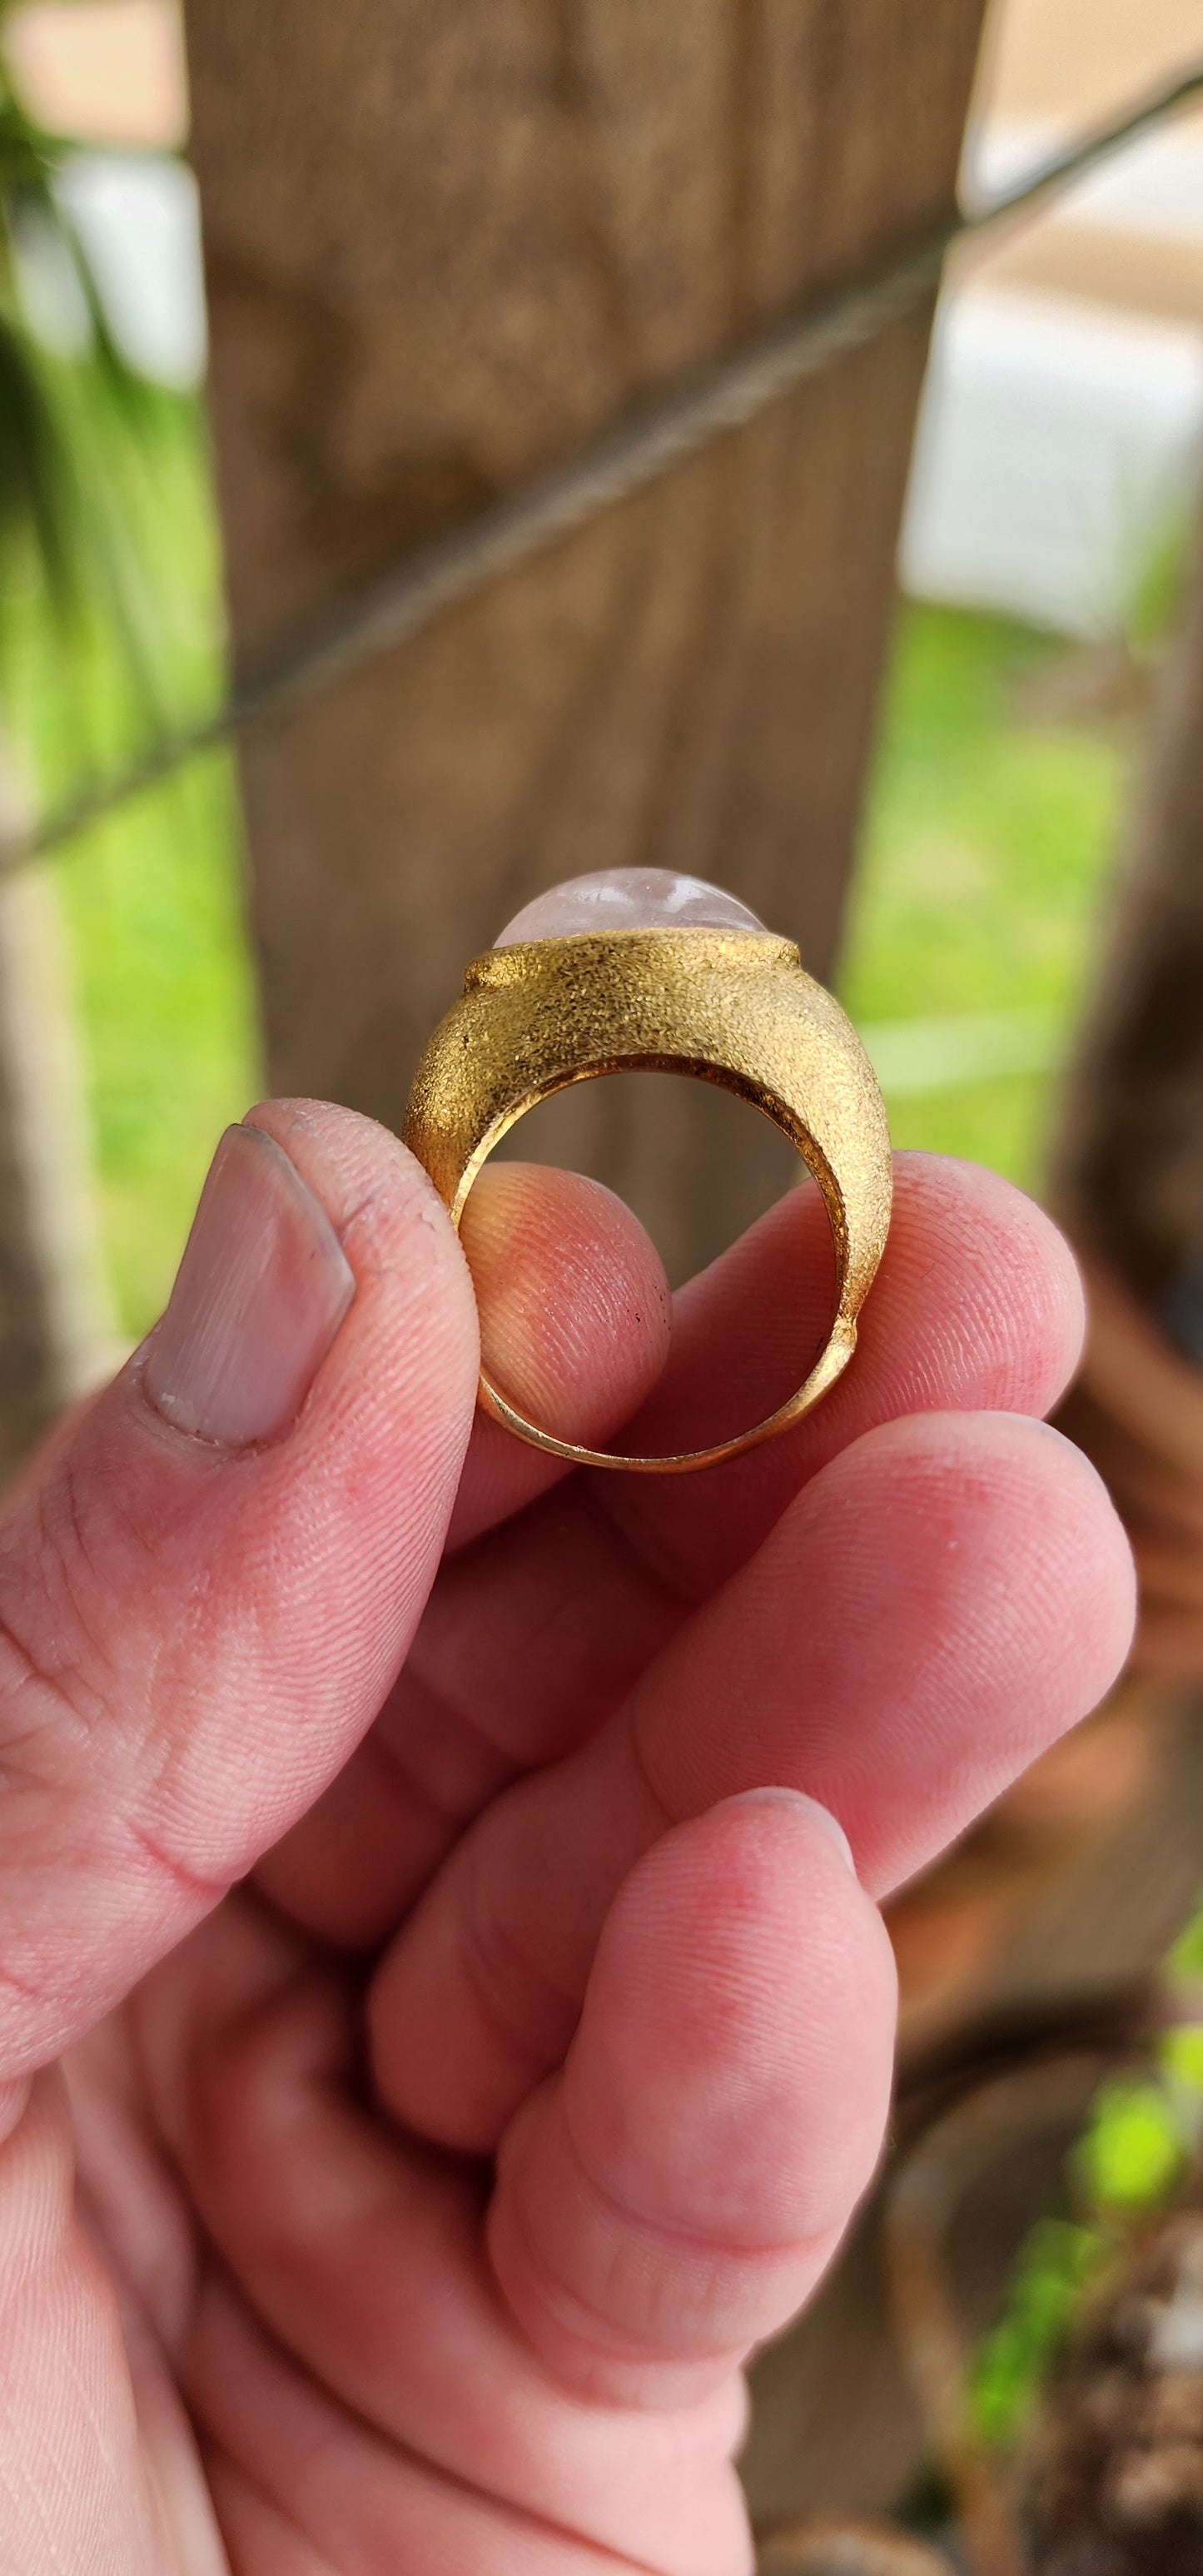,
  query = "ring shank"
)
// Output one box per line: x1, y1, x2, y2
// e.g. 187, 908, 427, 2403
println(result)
475, 1065, 855, 1471
402, 928, 892, 1474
